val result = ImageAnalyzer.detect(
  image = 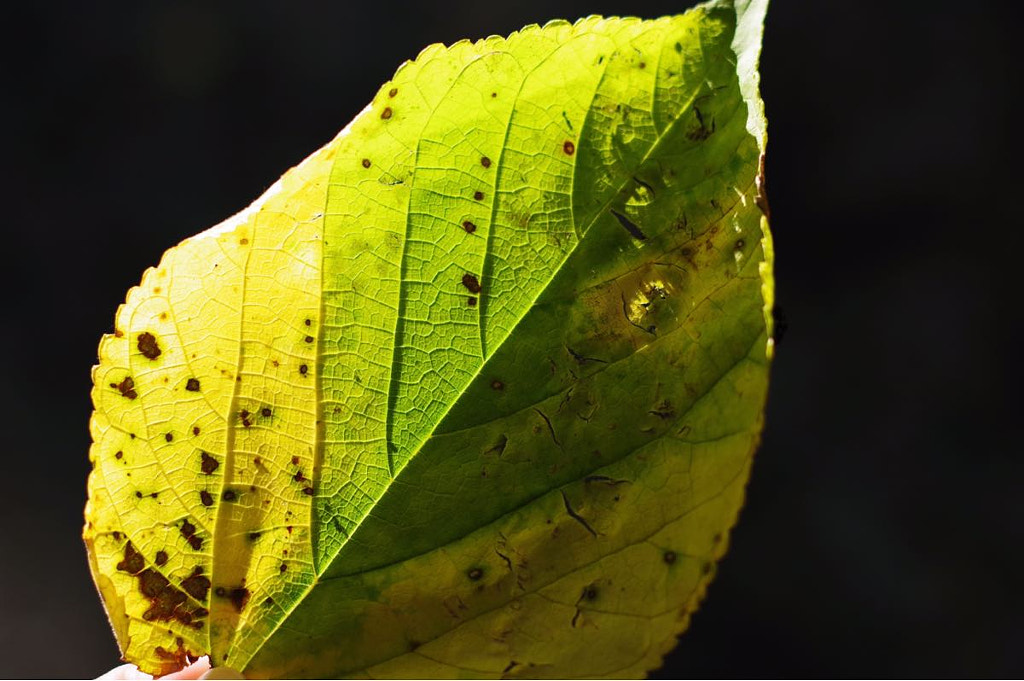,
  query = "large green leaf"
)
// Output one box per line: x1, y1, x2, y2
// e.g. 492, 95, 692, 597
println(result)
83, 0, 773, 677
